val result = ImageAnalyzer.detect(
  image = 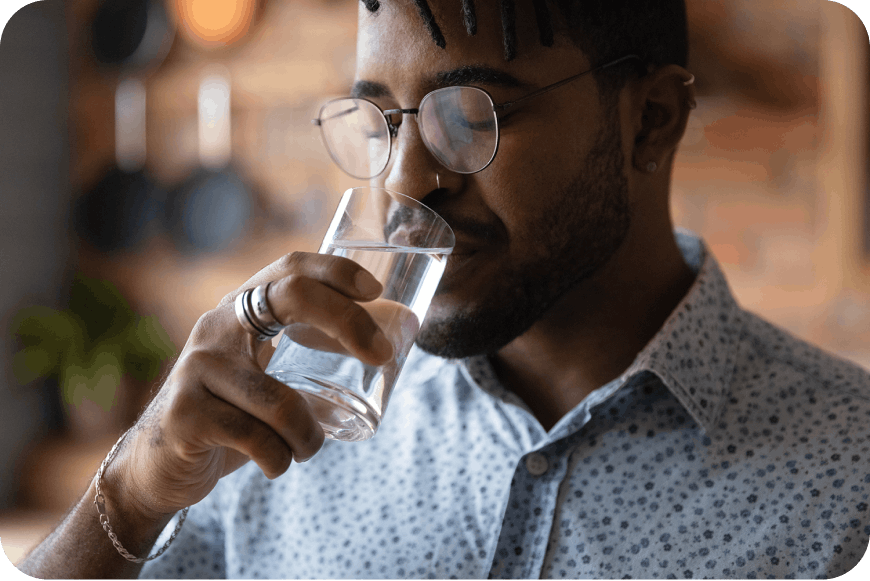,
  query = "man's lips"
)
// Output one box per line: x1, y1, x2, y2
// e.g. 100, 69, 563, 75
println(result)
446, 235, 486, 256
436, 212, 501, 244
442, 225, 500, 261
444, 244, 481, 270
448, 237, 478, 254
447, 249, 475, 263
